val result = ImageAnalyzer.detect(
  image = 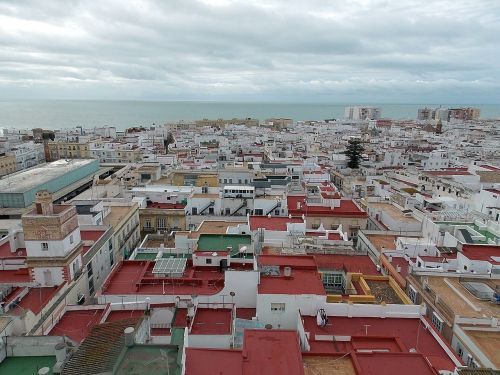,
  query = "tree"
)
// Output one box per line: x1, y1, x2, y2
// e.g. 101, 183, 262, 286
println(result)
345, 138, 364, 169
163, 132, 174, 153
